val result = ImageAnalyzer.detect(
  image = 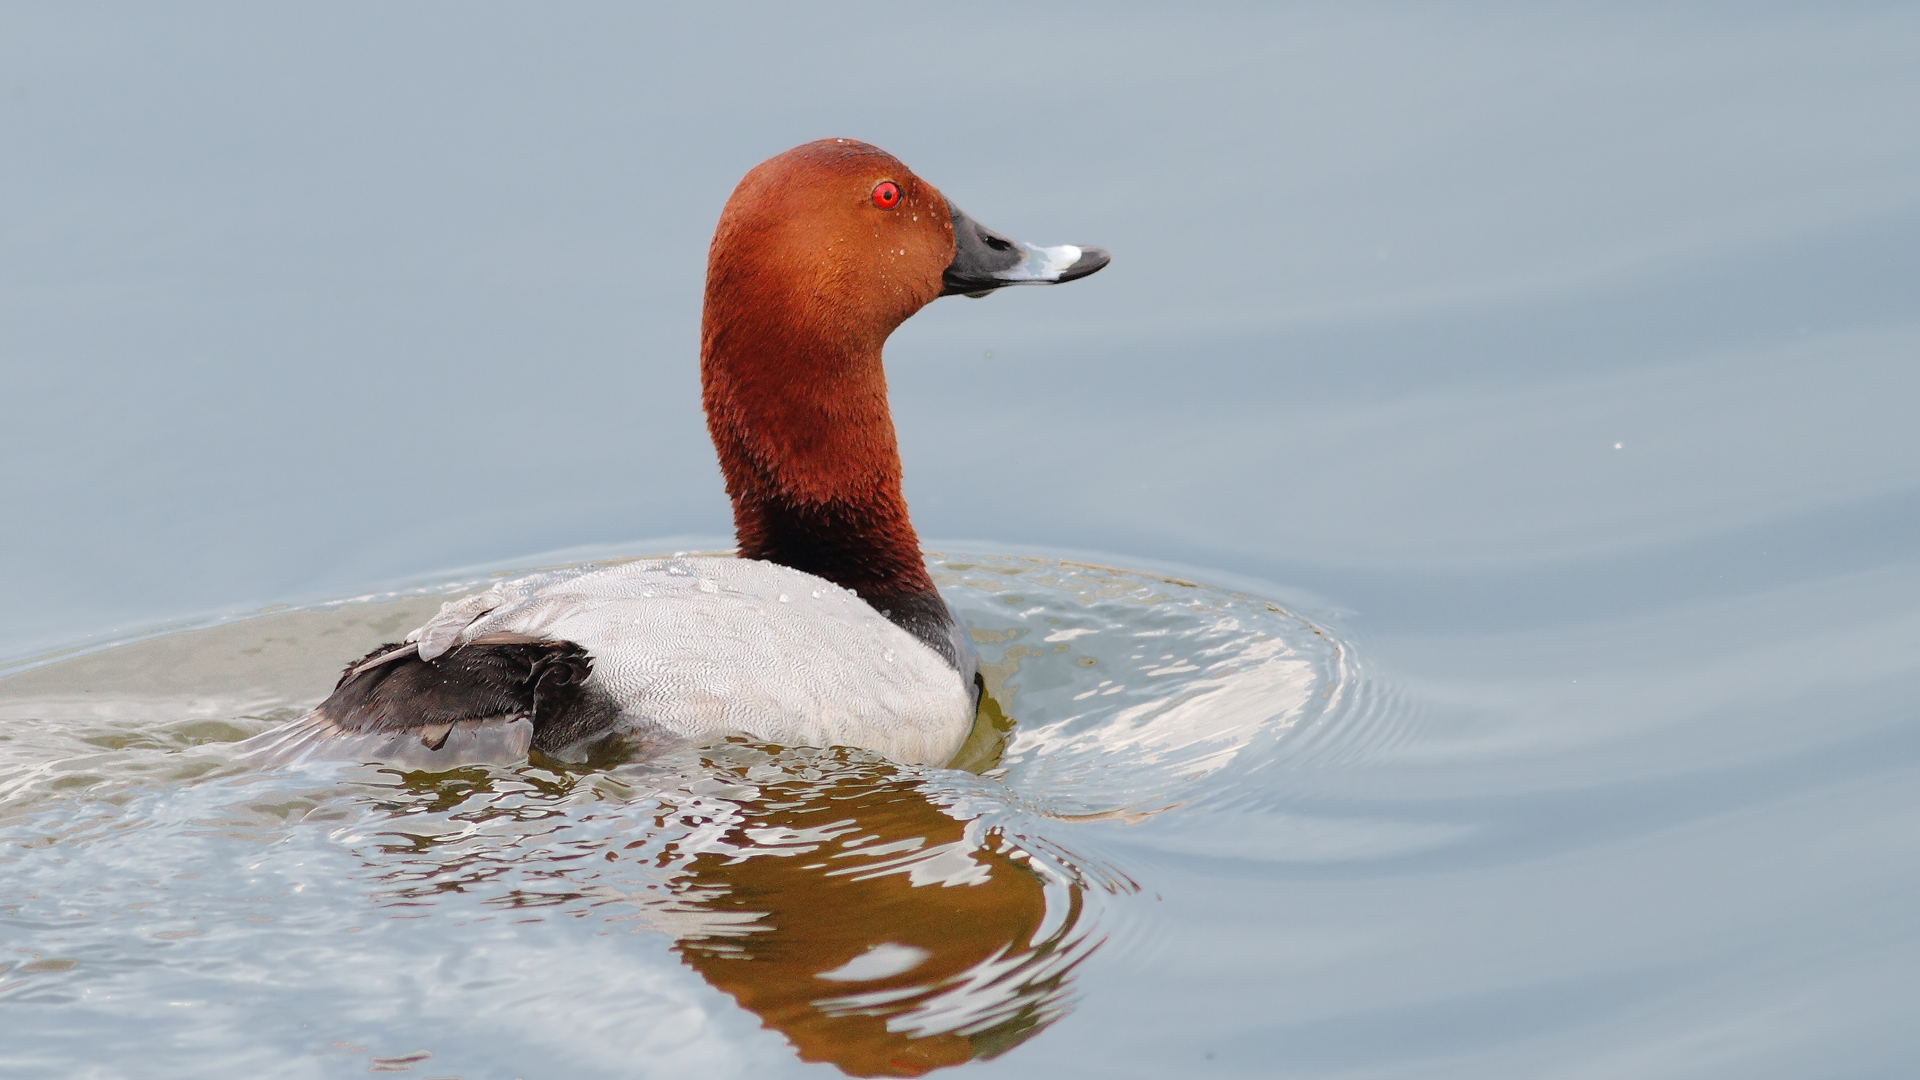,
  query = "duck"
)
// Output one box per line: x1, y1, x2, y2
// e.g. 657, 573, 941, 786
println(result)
242, 138, 1107, 770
